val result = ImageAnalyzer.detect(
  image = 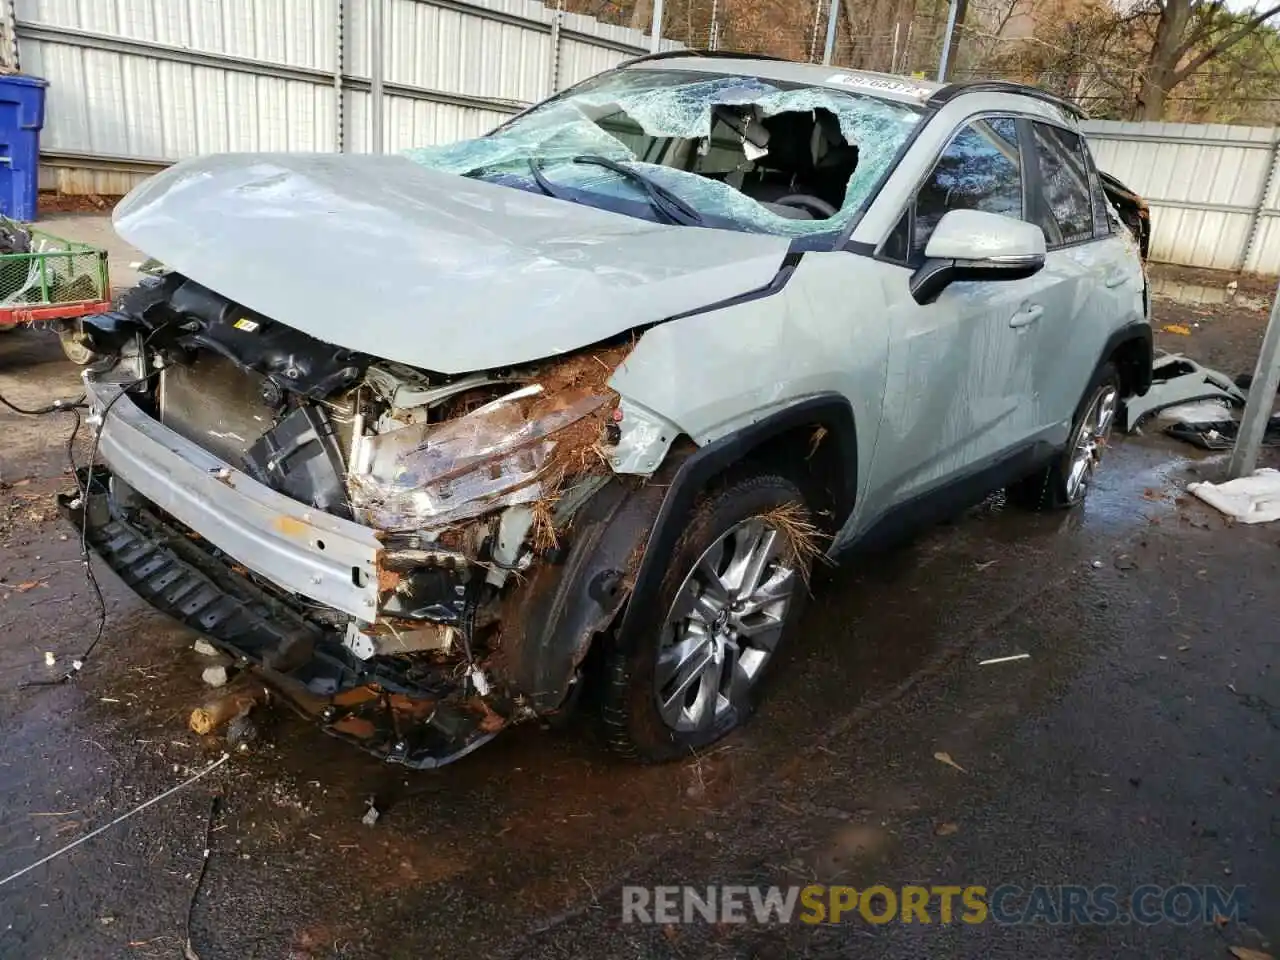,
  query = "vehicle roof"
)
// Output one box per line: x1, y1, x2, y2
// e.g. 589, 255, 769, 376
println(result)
626, 54, 944, 109
623, 52, 1087, 119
